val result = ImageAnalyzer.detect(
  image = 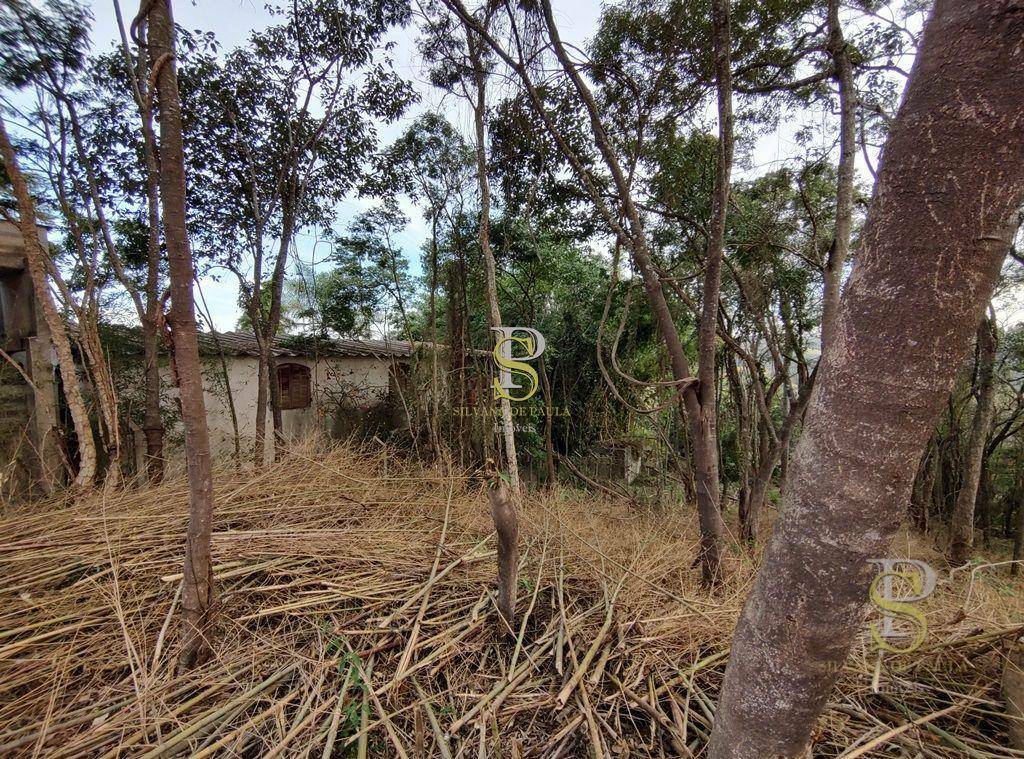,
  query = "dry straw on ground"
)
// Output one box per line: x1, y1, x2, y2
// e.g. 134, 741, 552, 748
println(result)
0, 441, 1021, 757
